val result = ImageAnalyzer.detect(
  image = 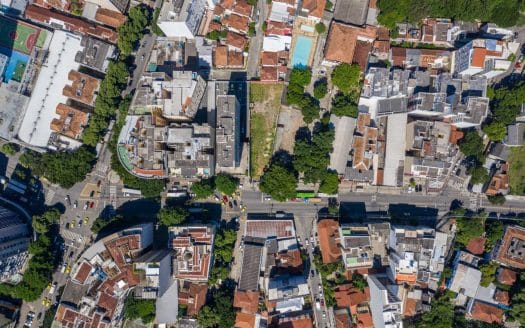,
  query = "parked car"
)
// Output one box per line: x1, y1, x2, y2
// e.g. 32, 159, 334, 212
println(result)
83, 202, 88, 210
